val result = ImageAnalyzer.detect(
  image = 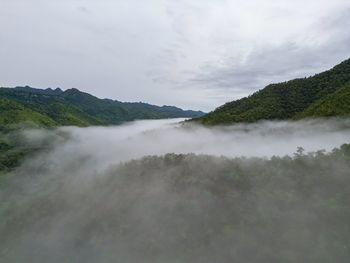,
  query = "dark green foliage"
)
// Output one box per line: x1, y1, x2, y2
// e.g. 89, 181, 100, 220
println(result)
1, 145, 350, 262
0, 138, 28, 173
0, 131, 41, 173
0, 99, 58, 172
194, 58, 350, 124
0, 97, 56, 129
296, 83, 350, 118
0, 86, 205, 130
37, 103, 104, 126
